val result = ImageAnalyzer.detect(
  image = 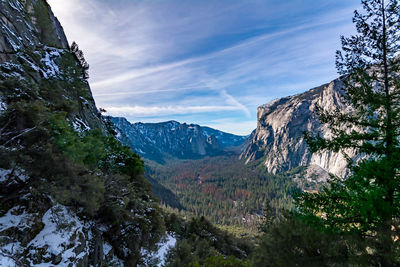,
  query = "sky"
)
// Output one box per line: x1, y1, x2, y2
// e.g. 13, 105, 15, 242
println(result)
47, 0, 360, 135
